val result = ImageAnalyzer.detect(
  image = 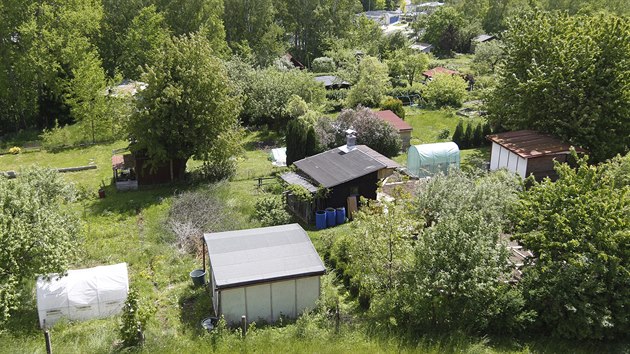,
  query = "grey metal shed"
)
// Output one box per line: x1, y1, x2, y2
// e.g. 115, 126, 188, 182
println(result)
203, 224, 325, 325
